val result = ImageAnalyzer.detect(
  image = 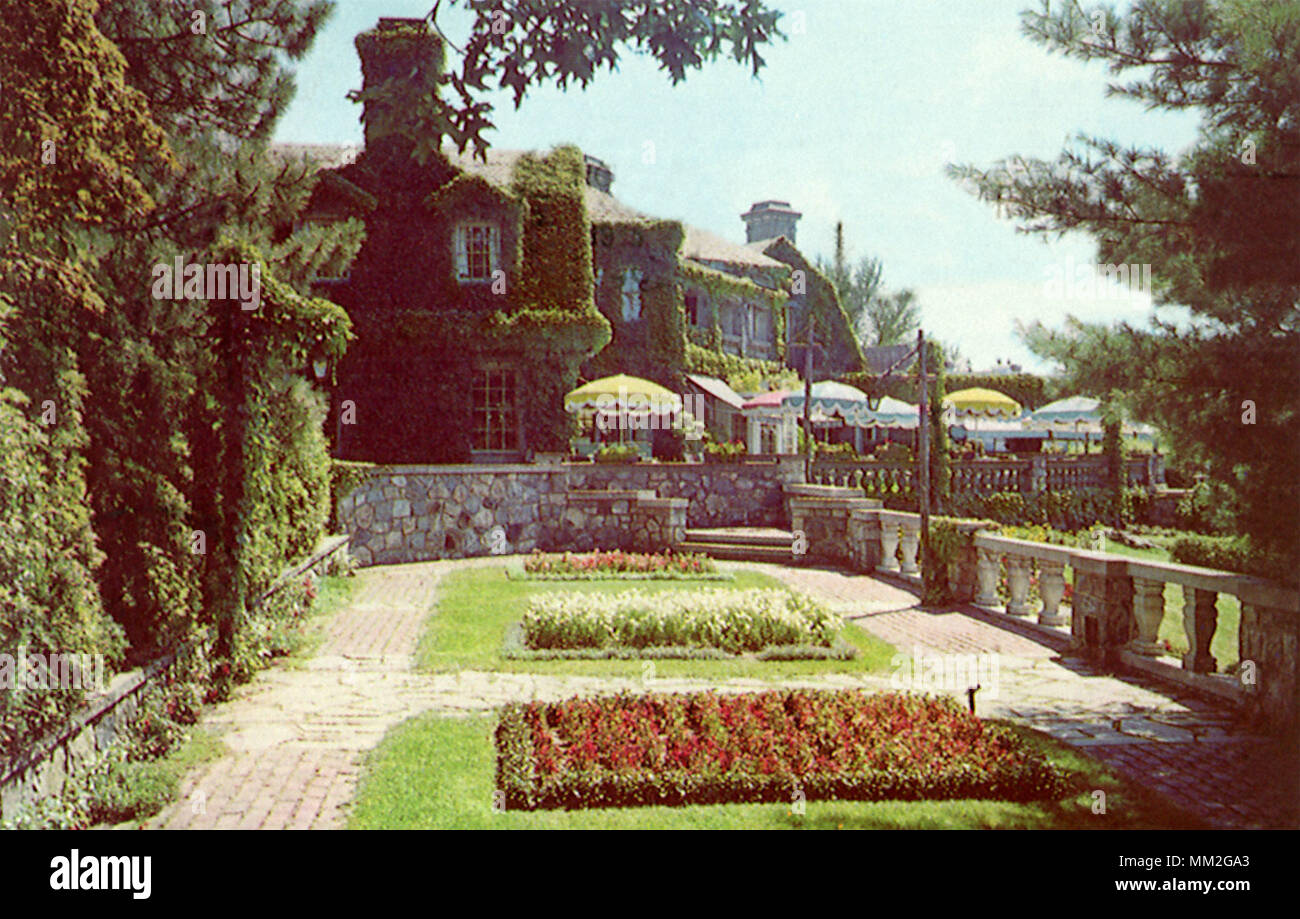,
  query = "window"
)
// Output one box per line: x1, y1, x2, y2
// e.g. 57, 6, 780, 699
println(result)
455, 223, 499, 283
685, 292, 700, 327
621, 268, 643, 321
472, 368, 518, 452
728, 304, 745, 337
751, 305, 771, 343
